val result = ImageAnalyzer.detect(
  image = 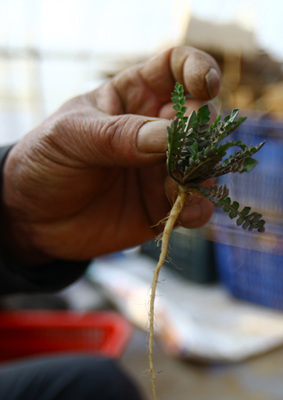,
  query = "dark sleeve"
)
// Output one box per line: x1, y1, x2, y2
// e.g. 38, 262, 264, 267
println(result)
0, 145, 90, 295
